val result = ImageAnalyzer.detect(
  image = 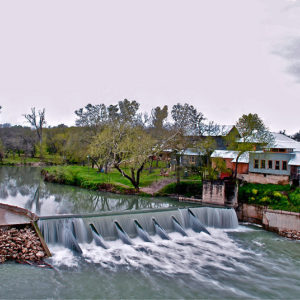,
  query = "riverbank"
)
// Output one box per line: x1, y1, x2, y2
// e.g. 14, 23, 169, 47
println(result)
0, 155, 63, 166
41, 165, 203, 197
236, 203, 300, 240
41, 165, 172, 195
